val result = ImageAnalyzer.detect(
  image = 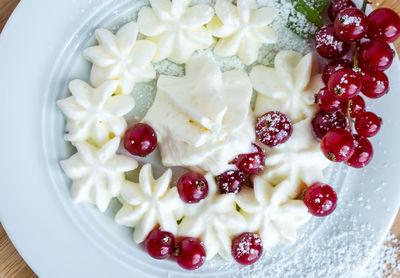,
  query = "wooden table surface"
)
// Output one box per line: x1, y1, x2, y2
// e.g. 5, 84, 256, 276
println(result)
0, 0, 400, 277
